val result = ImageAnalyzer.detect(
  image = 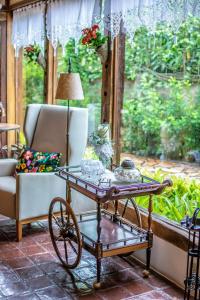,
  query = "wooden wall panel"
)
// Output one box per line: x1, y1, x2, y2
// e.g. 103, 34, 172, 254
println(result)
0, 20, 7, 146
6, 12, 16, 145
15, 49, 23, 127
45, 41, 57, 105
9, 0, 43, 10
101, 32, 125, 165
